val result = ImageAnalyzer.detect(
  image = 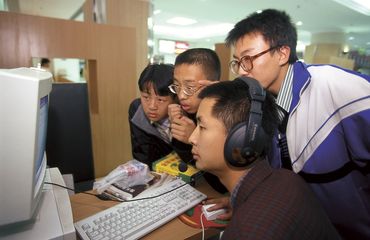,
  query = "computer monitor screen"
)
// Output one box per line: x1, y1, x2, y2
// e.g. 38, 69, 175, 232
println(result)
0, 67, 52, 227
